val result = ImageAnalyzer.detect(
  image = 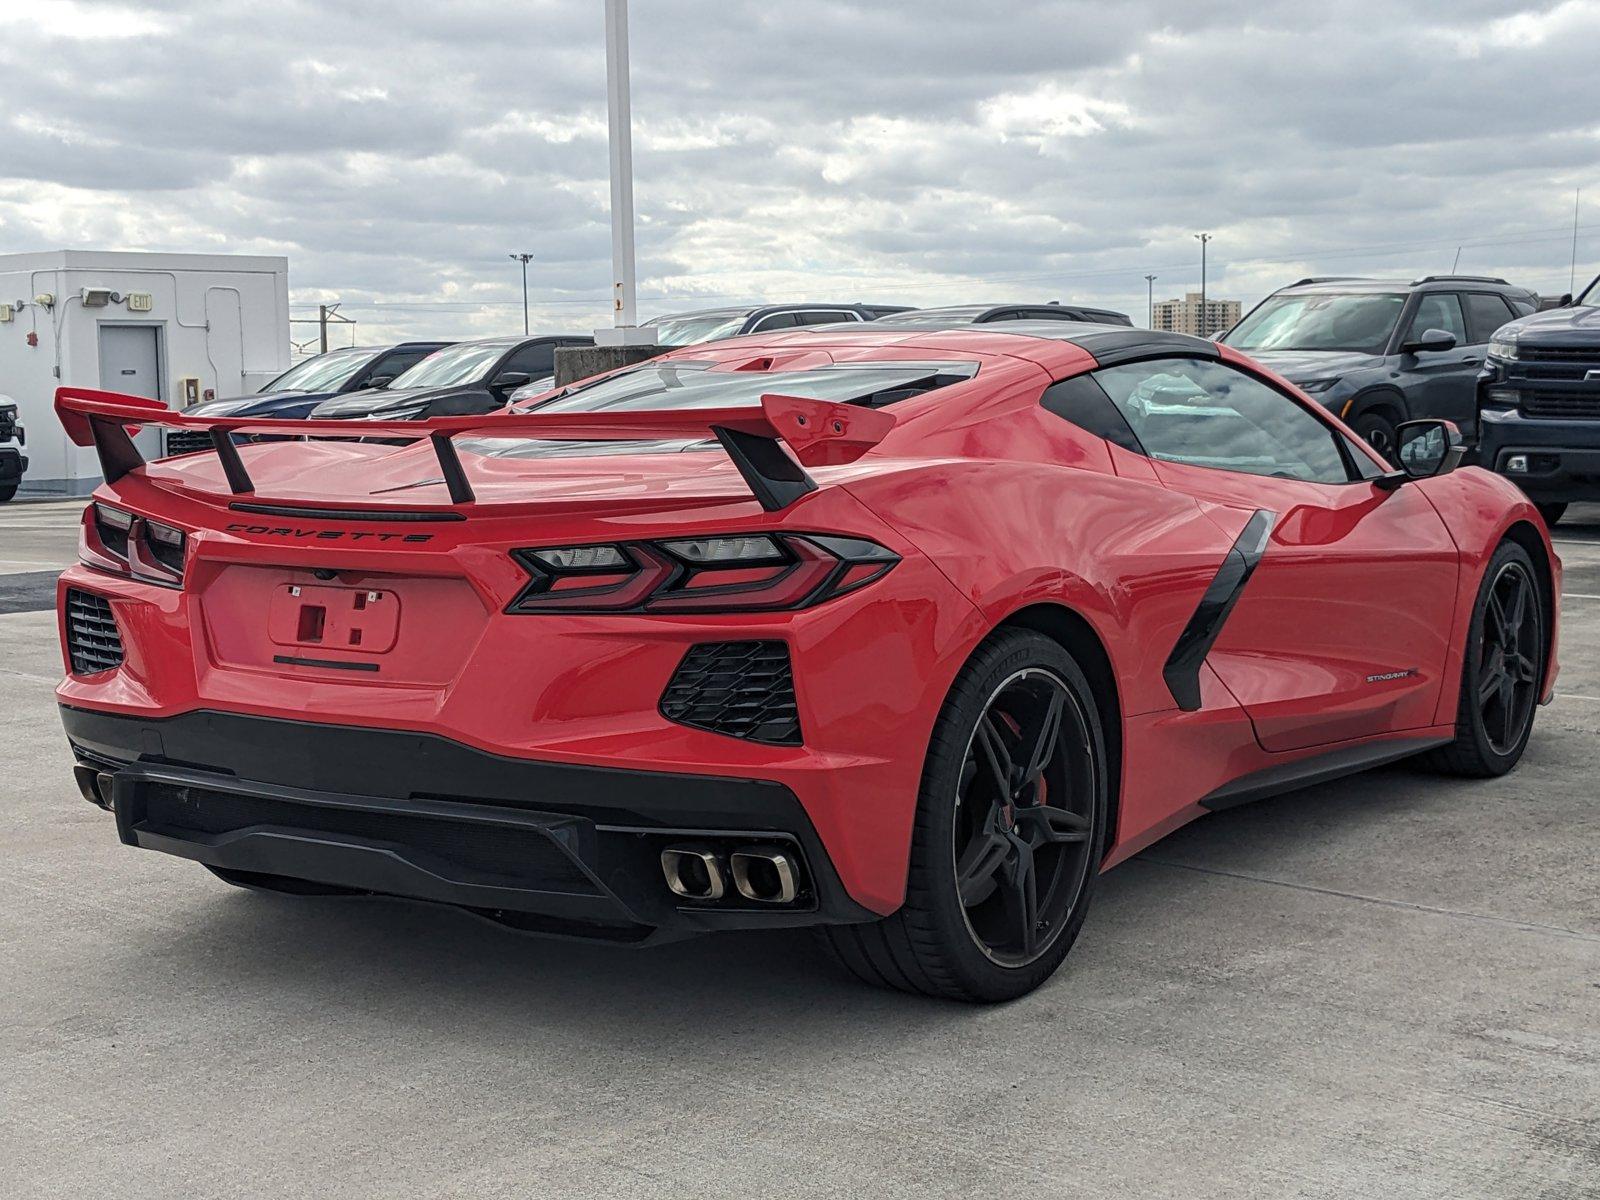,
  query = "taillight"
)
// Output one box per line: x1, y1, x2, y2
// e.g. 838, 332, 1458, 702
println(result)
508, 532, 898, 614
80, 504, 187, 588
